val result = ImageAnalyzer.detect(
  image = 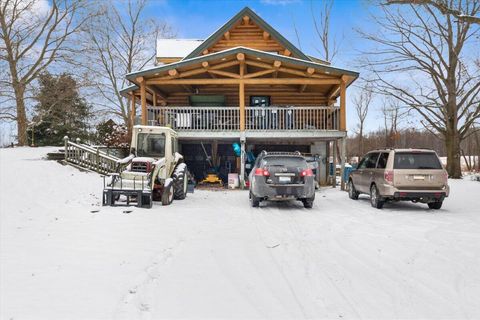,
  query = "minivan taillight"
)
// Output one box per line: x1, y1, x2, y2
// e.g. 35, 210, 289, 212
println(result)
384, 170, 394, 184
301, 169, 314, 177
255, 168, 270, 176
443, 171, 448, 183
